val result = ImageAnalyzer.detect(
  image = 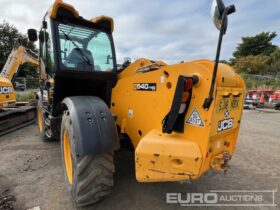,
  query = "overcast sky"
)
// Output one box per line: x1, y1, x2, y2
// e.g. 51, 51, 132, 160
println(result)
0, 0, 279, 64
